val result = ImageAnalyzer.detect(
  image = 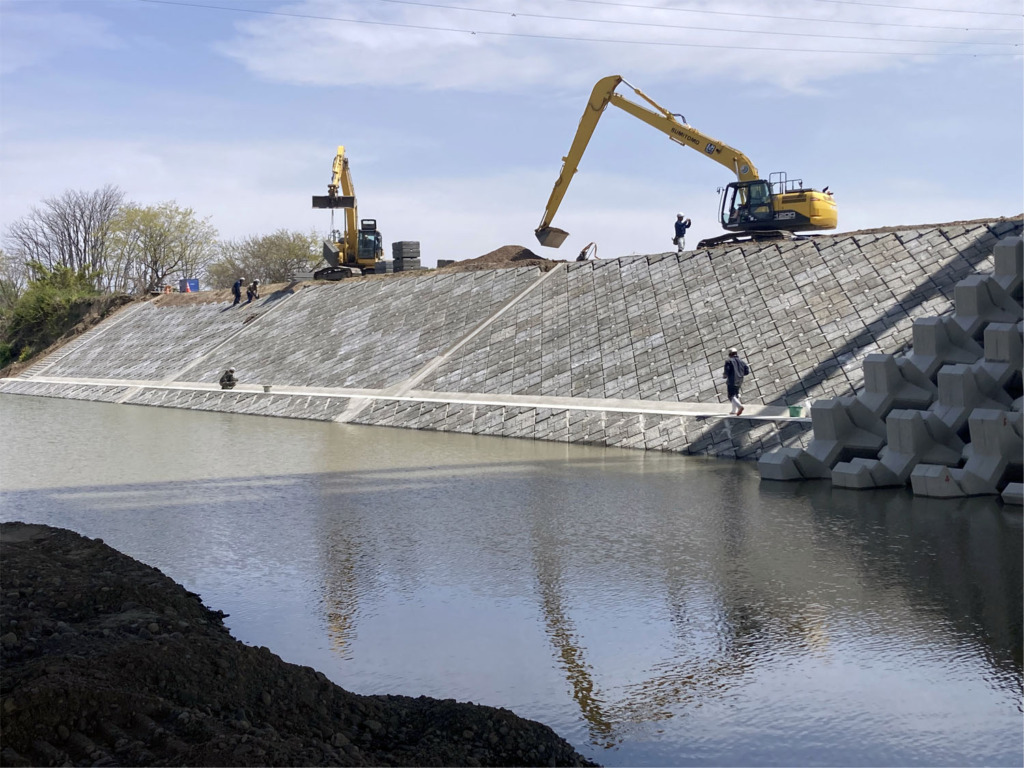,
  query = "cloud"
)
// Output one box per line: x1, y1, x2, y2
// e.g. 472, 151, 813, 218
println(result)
215, 0, 1020, 92
0, 3, 119, 75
